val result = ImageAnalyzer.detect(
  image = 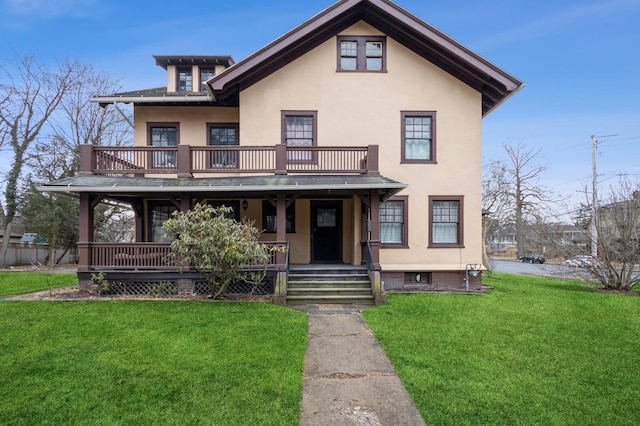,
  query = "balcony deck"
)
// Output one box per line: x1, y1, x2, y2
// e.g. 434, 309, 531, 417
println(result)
80, 144, 379, 176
